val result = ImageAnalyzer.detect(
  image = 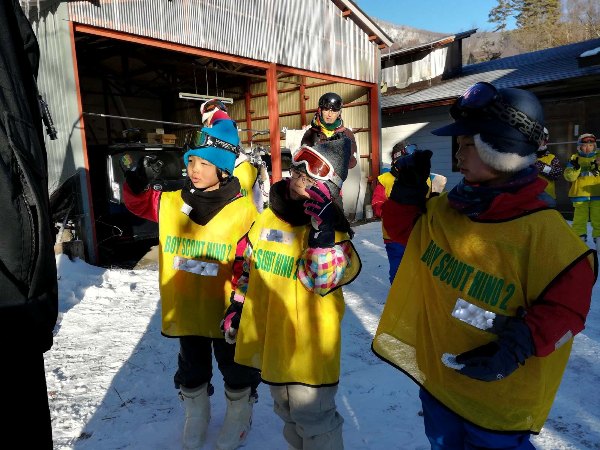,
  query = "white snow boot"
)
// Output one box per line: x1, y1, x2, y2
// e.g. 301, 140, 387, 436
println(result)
215, 386, 256, 450
180, 383, 211, 450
